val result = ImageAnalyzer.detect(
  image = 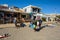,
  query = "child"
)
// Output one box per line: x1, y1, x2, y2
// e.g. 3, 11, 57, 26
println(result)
29, 21, 36, 29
